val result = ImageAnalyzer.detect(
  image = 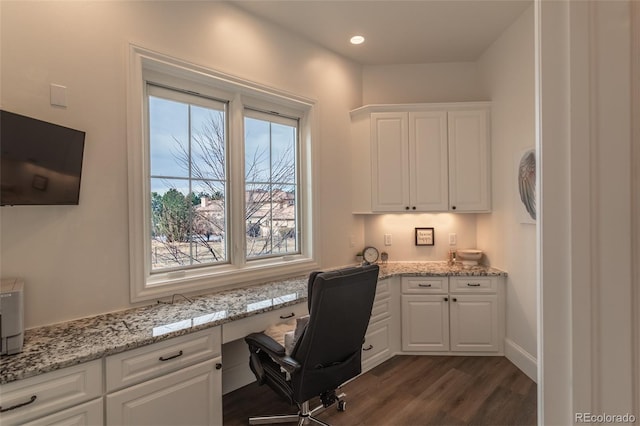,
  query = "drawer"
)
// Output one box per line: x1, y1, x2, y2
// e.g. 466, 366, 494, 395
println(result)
449, 276, 498, 293
362, 320, 390, 362
0, 360, 102, 426
222, 302, 308, 344
401, 276, 448, 294
22, 398, 103, 426
106, 326, 221, 392
370, 297, 391, 324
375, 278, 391, 301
